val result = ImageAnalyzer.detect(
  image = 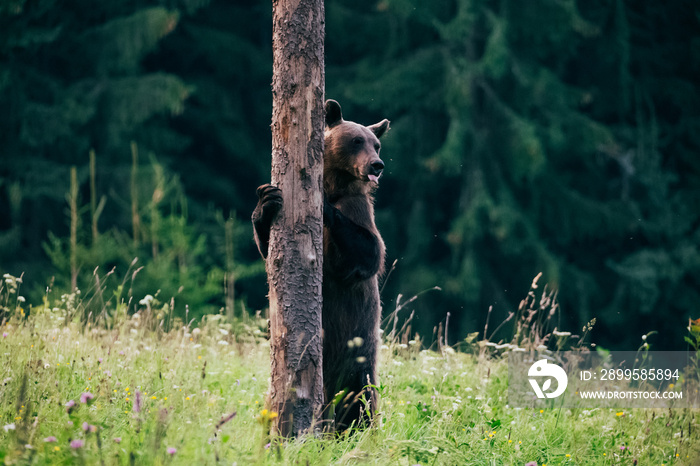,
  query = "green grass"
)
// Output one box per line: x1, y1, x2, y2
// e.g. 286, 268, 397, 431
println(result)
1, 277, 699, 465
